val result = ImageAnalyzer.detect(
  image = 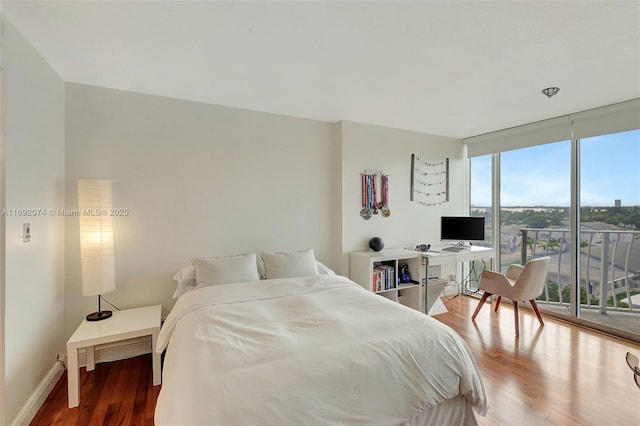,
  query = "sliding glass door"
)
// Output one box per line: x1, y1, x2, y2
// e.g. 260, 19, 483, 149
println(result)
499, 141, 573, 321
468, 128, 640, 340
469, 155, 492, 292
577, 129, 640, 337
